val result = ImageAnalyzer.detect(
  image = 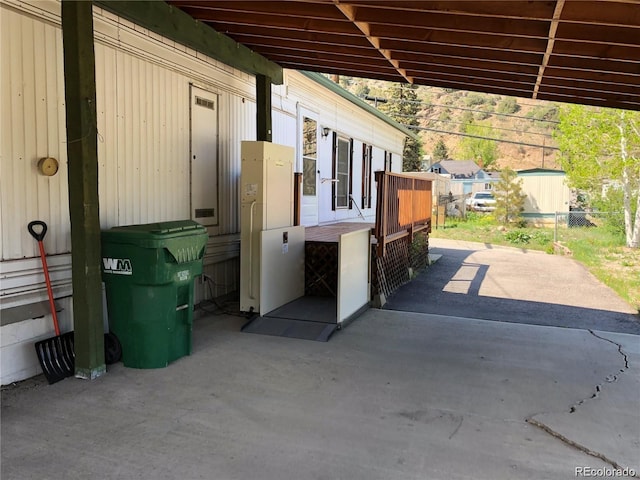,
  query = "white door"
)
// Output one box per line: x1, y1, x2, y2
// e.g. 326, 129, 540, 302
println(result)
190, 86, 218, 226
337, 228, 370, 323
299, 108, 319, 226
259, 226, 305, 316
